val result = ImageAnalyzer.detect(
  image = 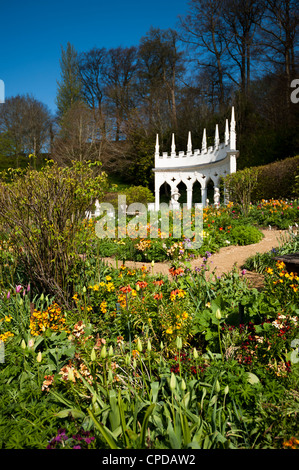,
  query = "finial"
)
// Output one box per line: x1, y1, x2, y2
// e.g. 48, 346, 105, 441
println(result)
155, 134, 159, 155
171, 133, 176, 155
202, 128, 207, 153
230, 106, 236, 150
187, 131, 192, 153
214, 124, 219, 149
225, 119, 229, 146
